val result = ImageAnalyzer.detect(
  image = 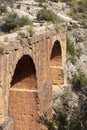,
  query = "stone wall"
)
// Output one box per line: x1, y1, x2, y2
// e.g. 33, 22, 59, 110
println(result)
0, 29, 66, 130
